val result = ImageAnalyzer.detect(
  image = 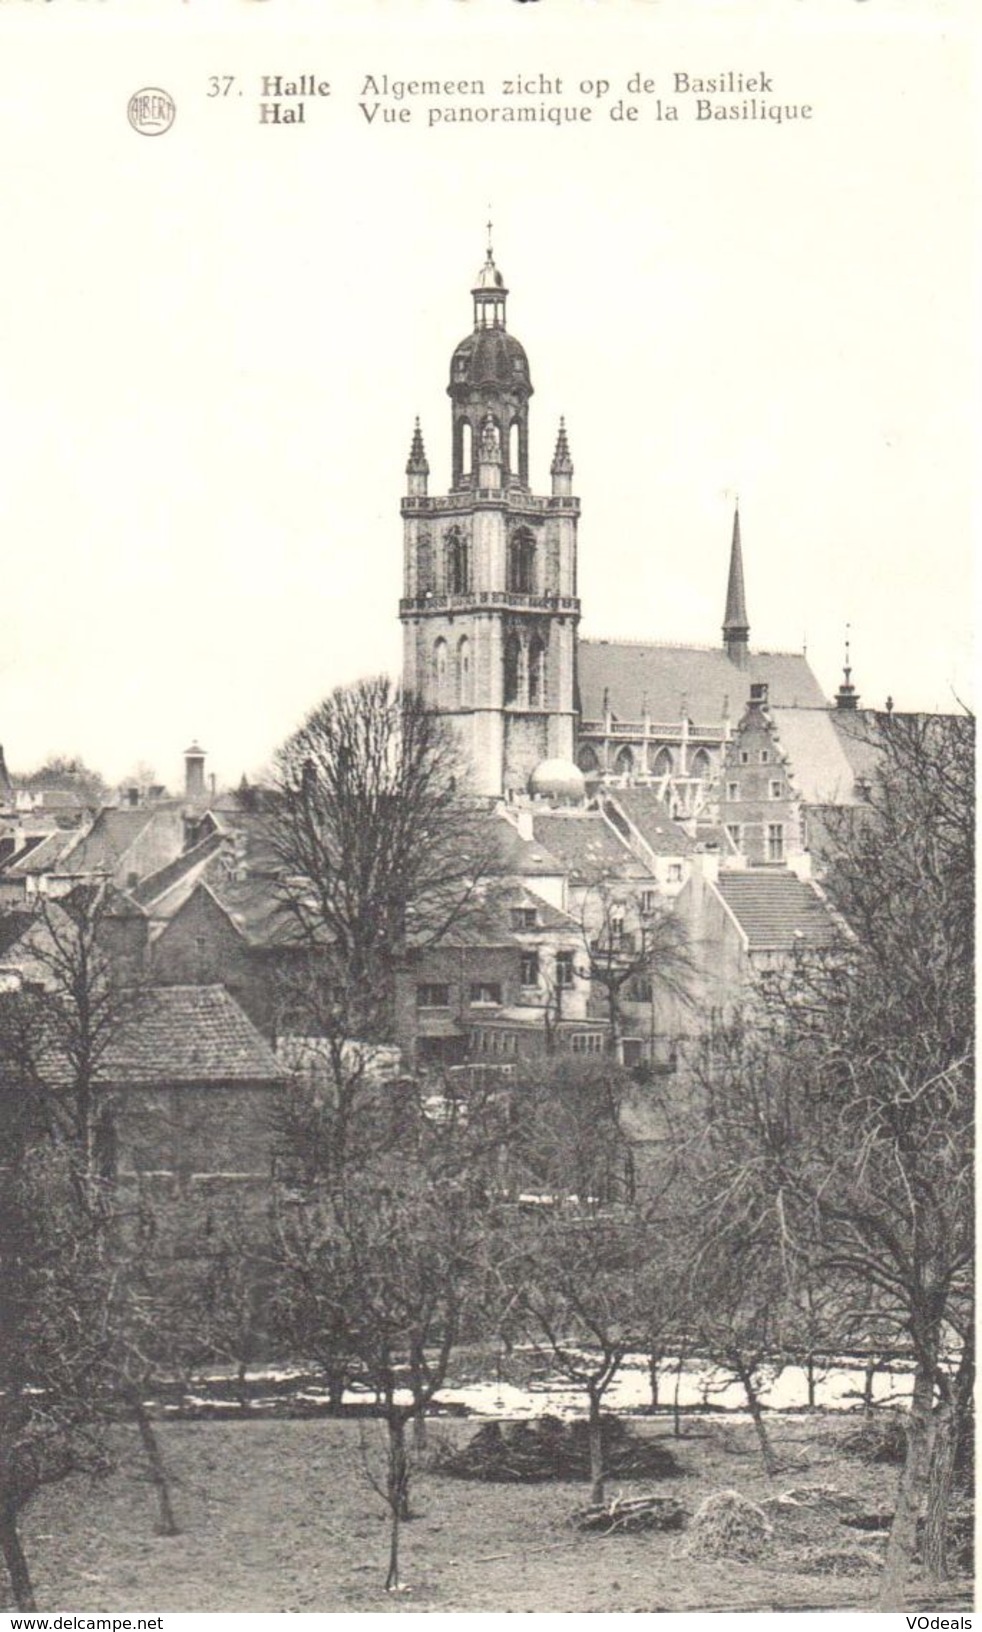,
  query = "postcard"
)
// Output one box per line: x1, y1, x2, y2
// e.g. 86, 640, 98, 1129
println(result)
0, 0, 974, 1619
